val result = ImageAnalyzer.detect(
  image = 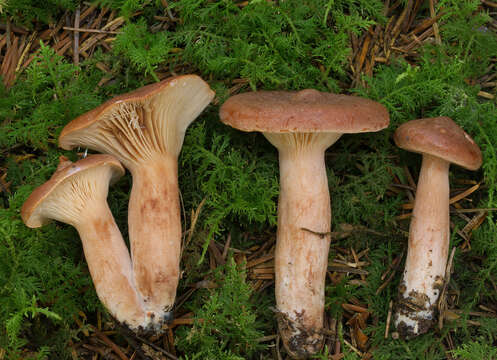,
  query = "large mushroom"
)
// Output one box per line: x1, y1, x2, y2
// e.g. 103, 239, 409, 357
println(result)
393, 117, 482, 338
58, 75, 215, 323
21, 155, 155, 330
220, 89, 389, 358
